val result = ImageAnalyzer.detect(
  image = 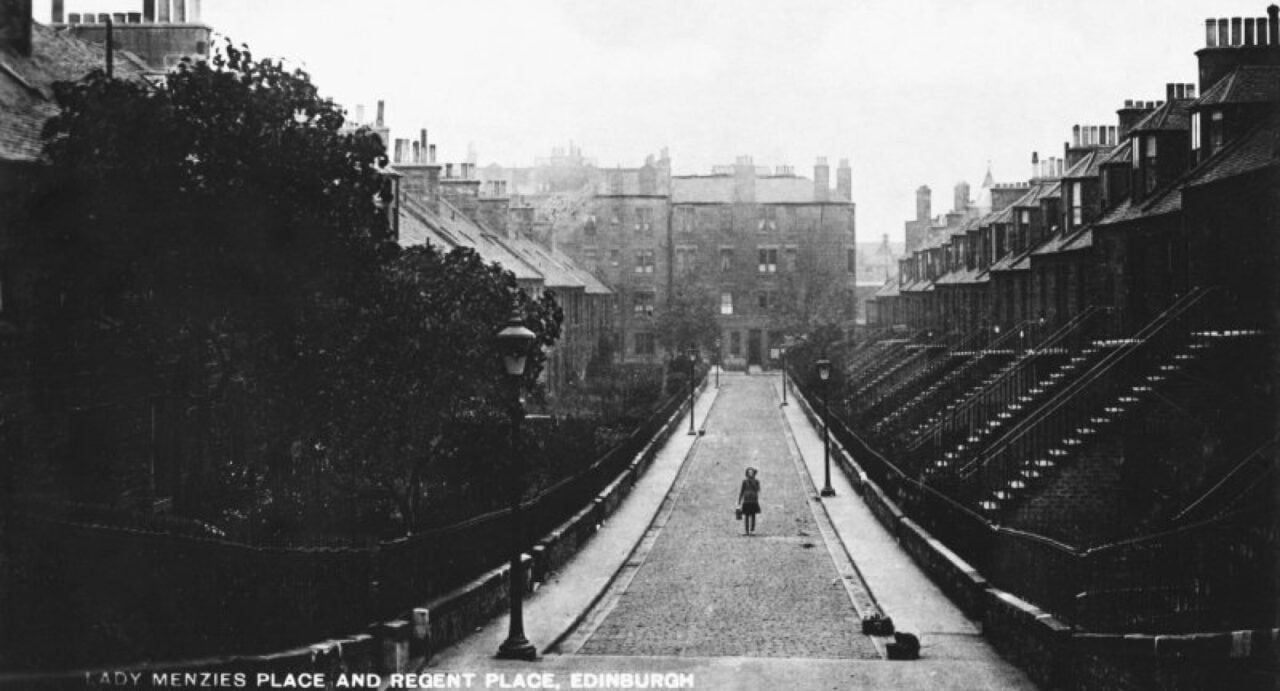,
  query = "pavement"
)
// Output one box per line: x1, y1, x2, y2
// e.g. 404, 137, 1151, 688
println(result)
422, 371, 1038, 690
